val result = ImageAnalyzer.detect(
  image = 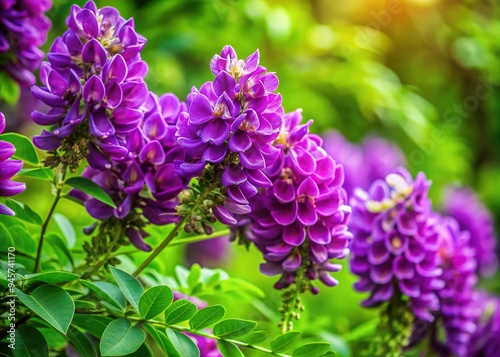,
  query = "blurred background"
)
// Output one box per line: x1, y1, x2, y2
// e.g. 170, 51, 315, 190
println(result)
2, 0, 499, 355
